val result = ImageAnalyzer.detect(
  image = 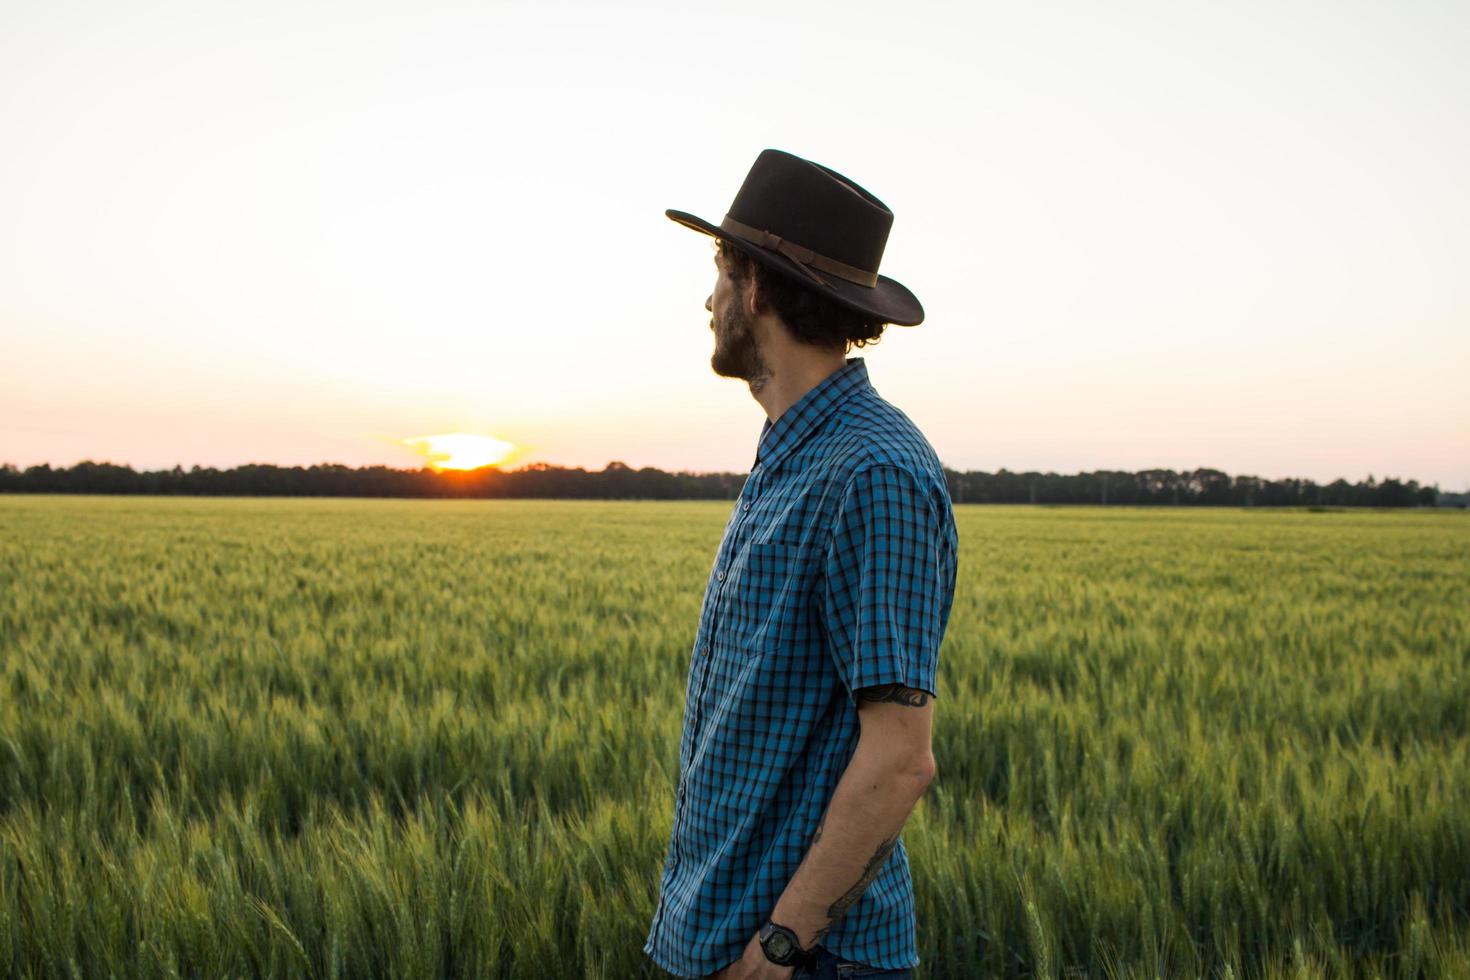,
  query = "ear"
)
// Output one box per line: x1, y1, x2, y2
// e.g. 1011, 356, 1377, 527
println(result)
741, 269, 766, 317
